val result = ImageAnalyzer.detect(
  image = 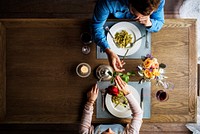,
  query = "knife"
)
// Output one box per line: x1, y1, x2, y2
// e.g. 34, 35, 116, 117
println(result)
140, 88, 144, 109
145, 30, 149, 48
